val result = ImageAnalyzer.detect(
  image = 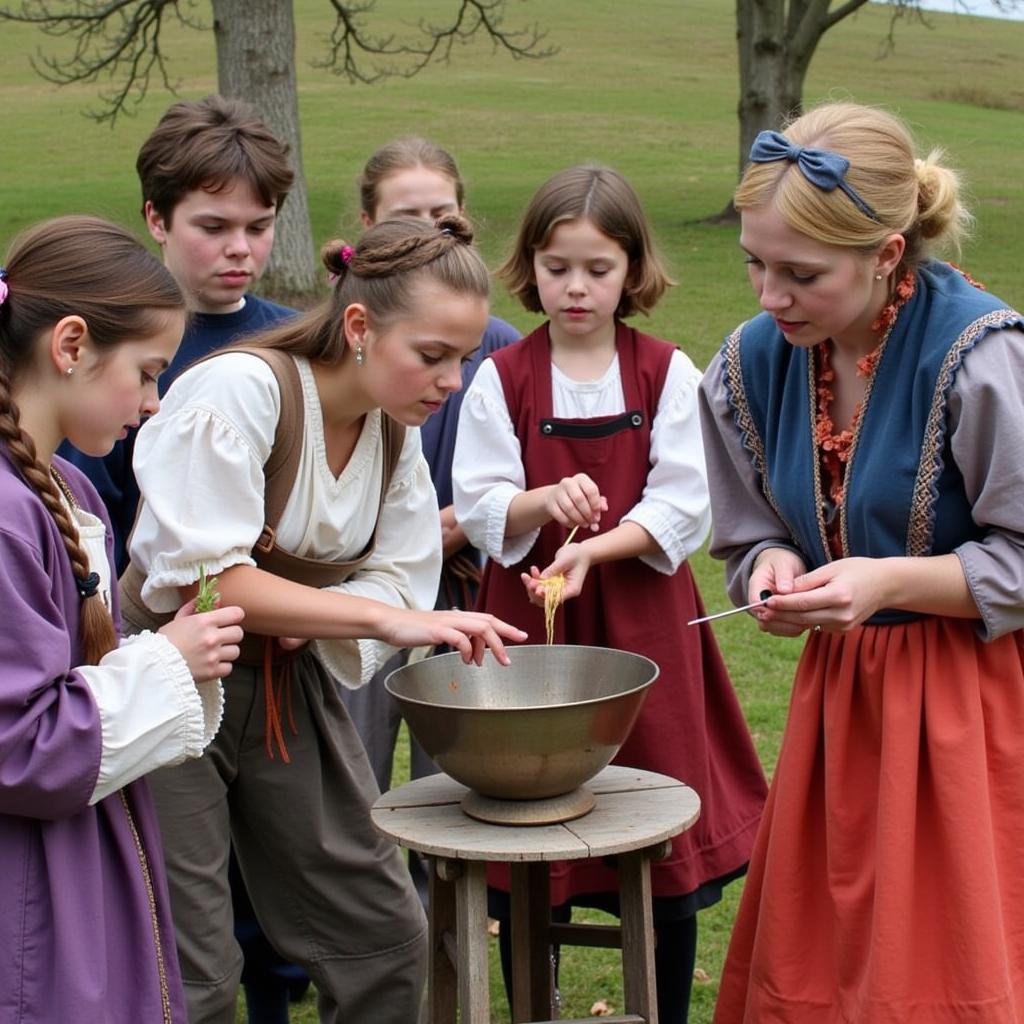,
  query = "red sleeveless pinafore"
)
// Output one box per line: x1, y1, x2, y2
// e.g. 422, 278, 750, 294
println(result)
478, 322, 767, 903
